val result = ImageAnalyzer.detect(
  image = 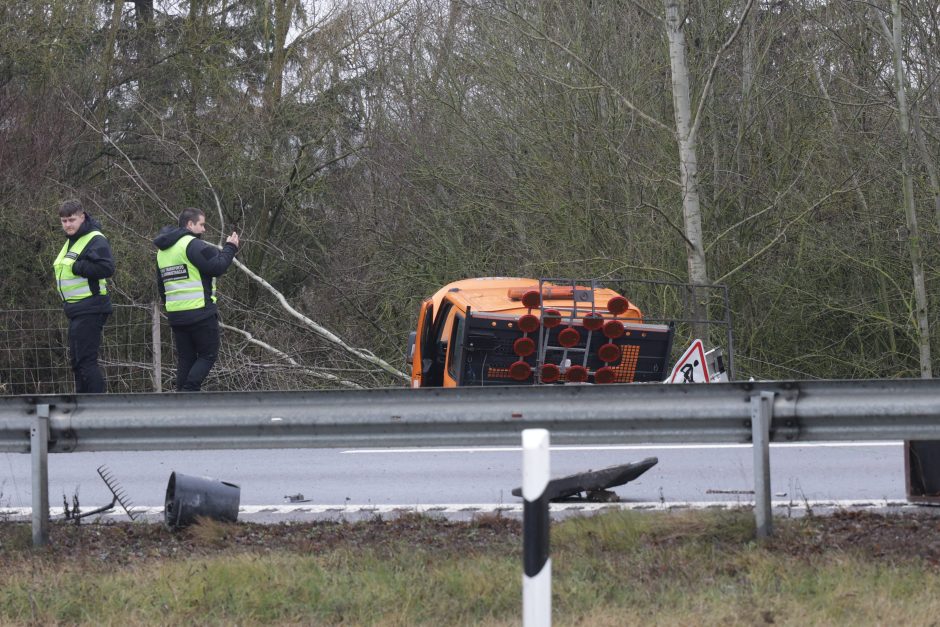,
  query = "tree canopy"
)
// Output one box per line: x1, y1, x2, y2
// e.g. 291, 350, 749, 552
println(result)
2, 0, 938, 387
